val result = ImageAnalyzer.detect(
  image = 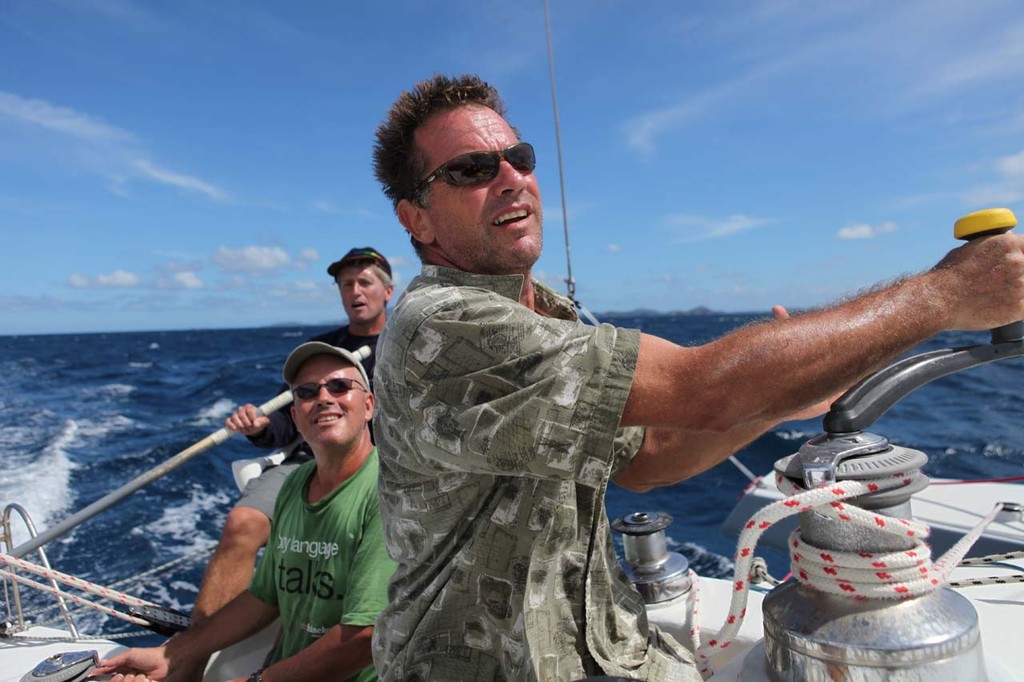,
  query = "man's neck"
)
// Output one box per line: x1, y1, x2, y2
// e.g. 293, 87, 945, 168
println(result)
348, 317, 385, 336
307, 433, 374, 503
422, 254, 538, 311
518, 275, 536, 311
